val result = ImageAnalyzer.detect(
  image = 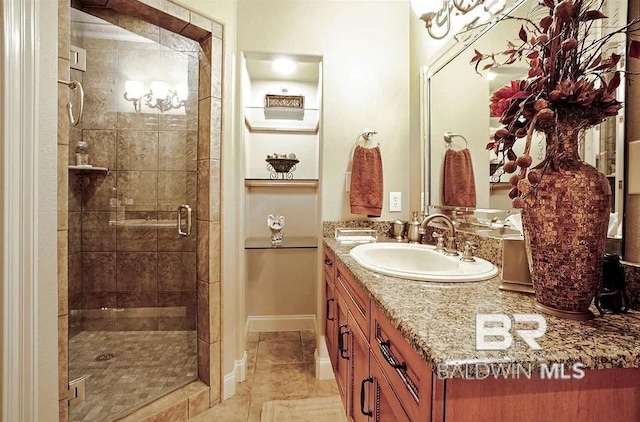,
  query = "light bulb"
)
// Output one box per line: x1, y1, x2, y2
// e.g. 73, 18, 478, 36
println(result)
176, 83, 189, 101
272, 58, 297, 75
125, 80, 144, 99
410, 0, 443, 17
151, 81, 170, 100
